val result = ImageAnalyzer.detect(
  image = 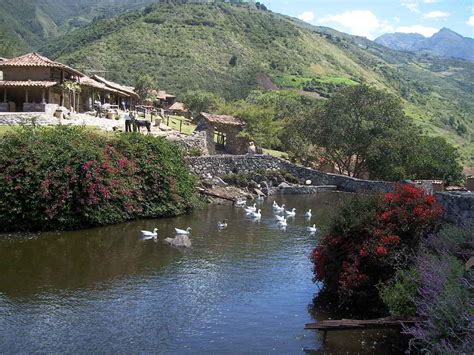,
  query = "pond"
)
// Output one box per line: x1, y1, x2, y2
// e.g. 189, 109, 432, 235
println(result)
0, 193, 405, 353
